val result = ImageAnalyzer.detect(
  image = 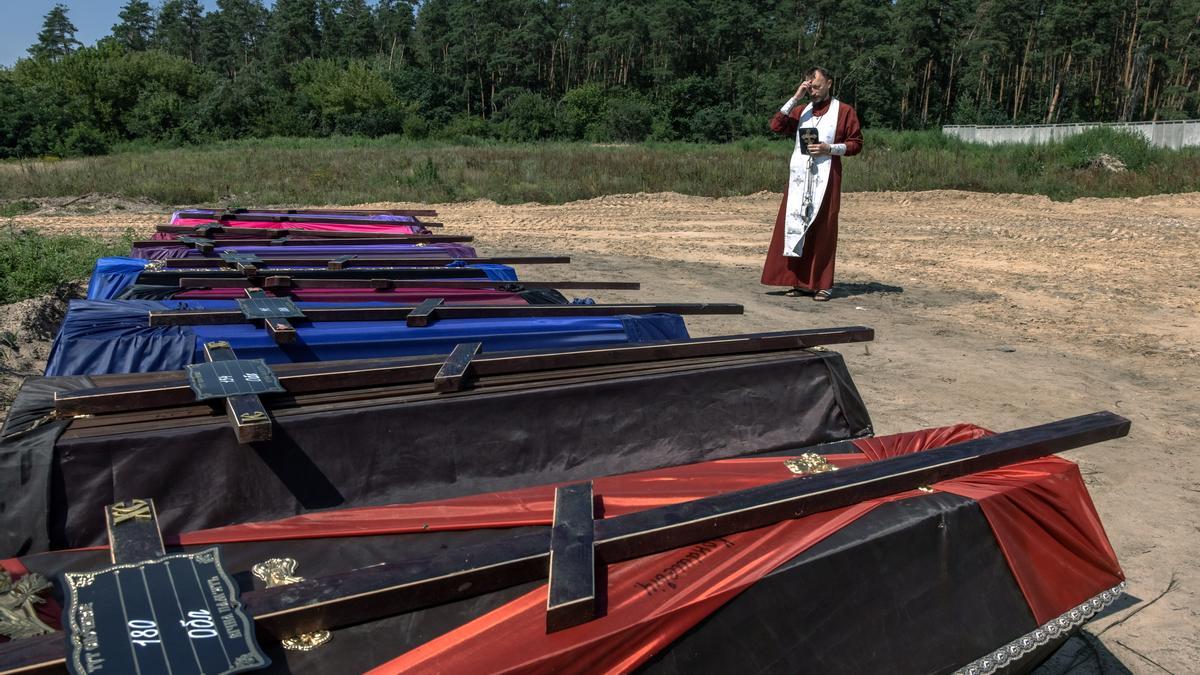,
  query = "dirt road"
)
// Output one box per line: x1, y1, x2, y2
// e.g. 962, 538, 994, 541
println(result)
4, 190, 1198, 672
